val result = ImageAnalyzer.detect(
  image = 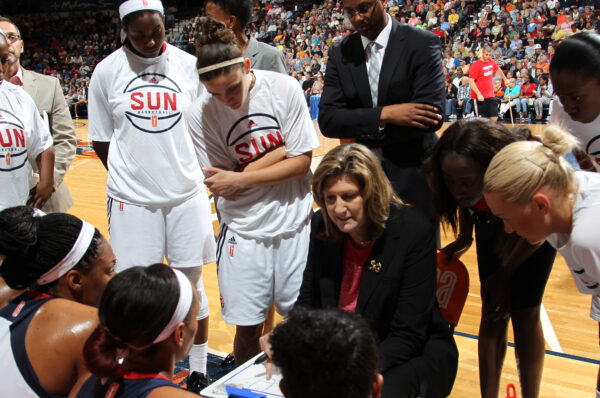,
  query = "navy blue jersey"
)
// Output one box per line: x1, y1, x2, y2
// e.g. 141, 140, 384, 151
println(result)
0, 293, 62, 397
76, 372, 180, 398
